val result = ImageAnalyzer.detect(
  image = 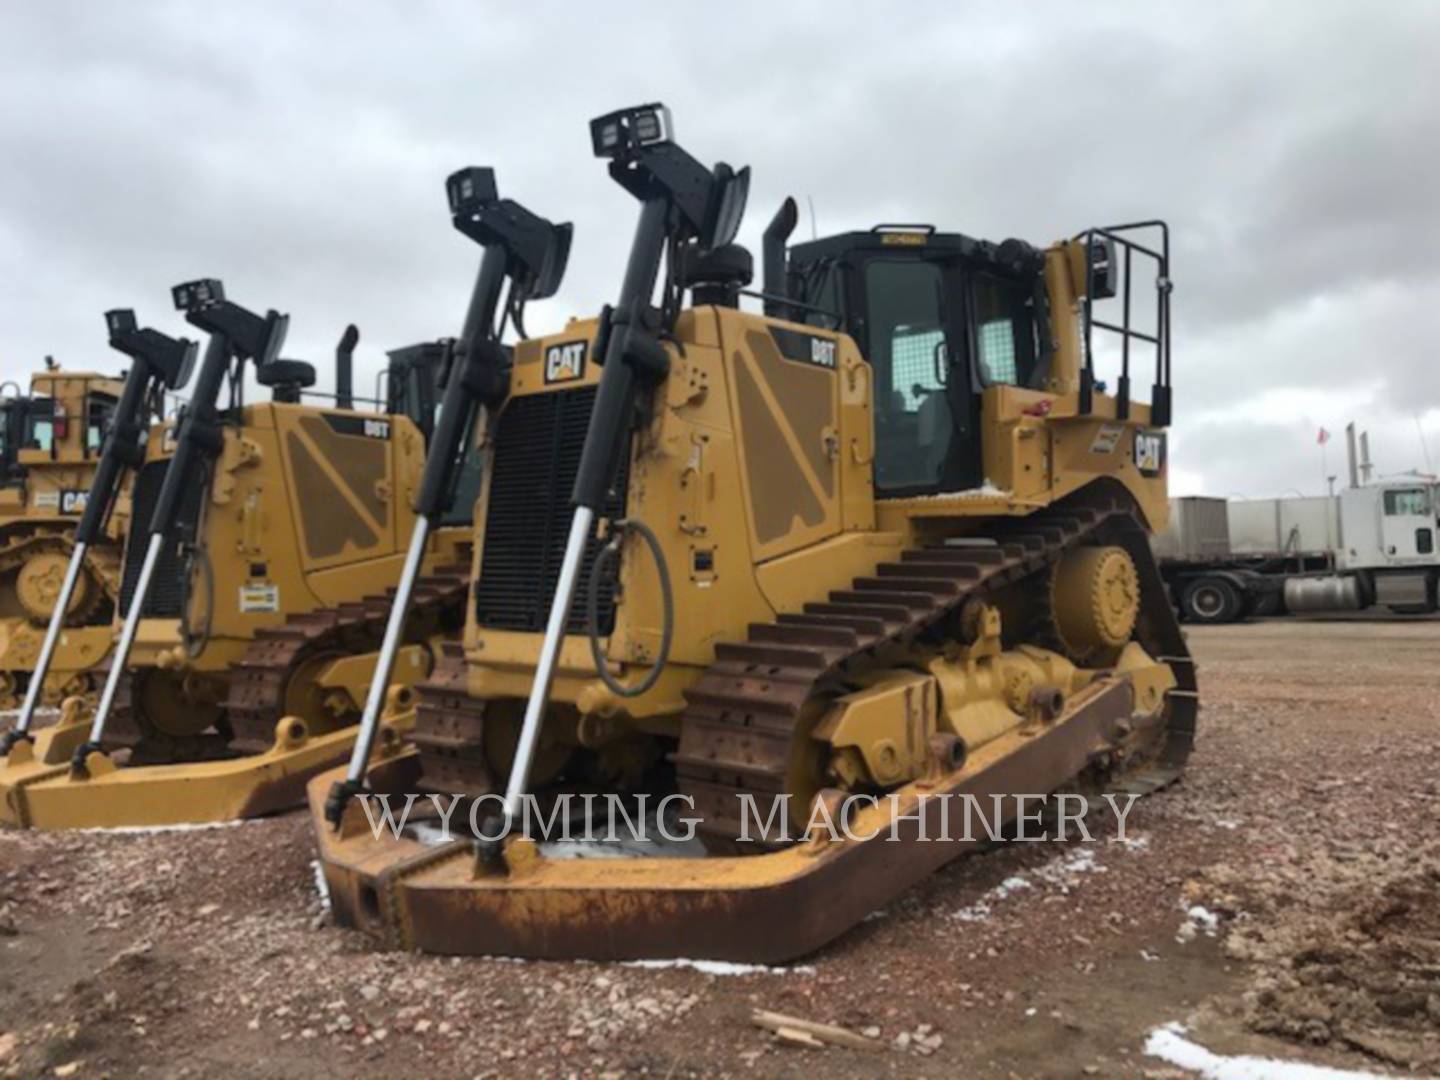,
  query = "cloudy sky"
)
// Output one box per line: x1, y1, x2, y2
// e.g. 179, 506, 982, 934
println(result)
2, 1, 1436, 498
